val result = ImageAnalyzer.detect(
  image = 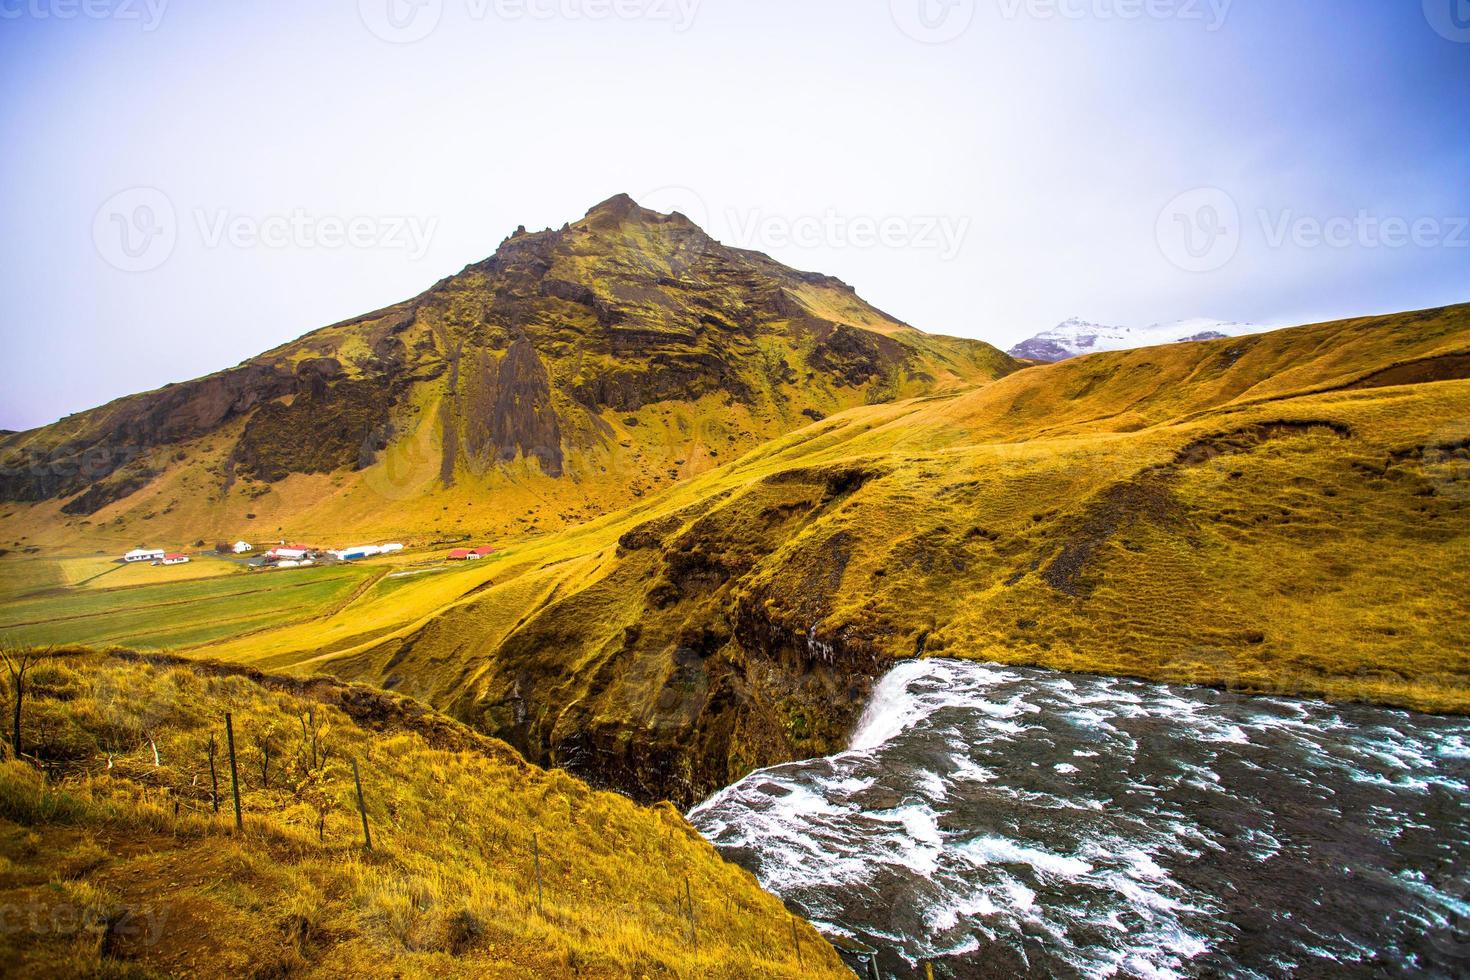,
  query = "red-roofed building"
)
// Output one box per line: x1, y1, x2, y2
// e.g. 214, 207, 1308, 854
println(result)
160, 554, 191, 566
473, 546, 499, 558
448, 549, 473, 561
